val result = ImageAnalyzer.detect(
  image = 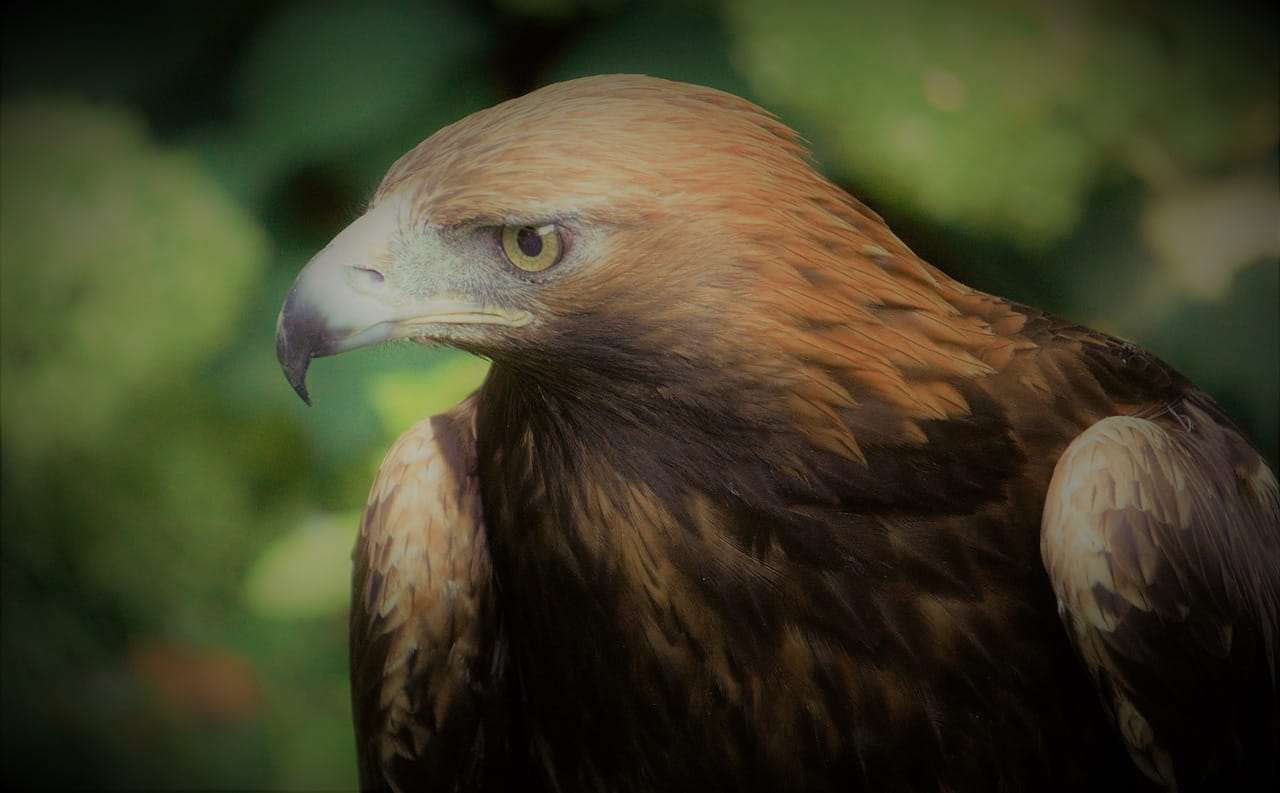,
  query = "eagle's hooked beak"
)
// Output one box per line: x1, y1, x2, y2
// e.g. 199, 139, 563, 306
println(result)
275, 203, 407, 405
275, 200, 532, 404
